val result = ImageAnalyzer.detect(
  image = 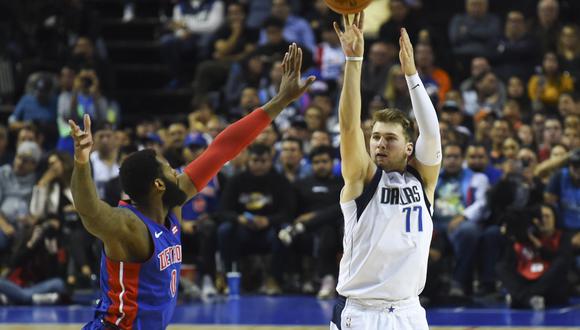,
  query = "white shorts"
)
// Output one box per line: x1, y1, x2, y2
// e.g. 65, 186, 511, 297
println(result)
329, 295, 428, 330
